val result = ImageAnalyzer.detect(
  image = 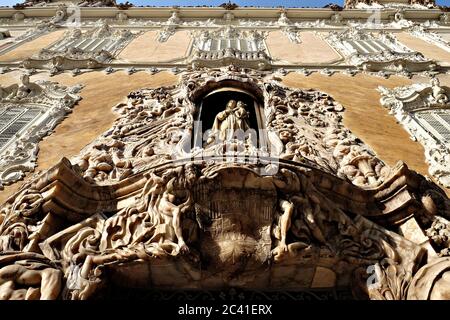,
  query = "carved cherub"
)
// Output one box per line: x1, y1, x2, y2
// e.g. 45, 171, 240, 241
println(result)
167, 11, 181, 25
278, 11, 291, 26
